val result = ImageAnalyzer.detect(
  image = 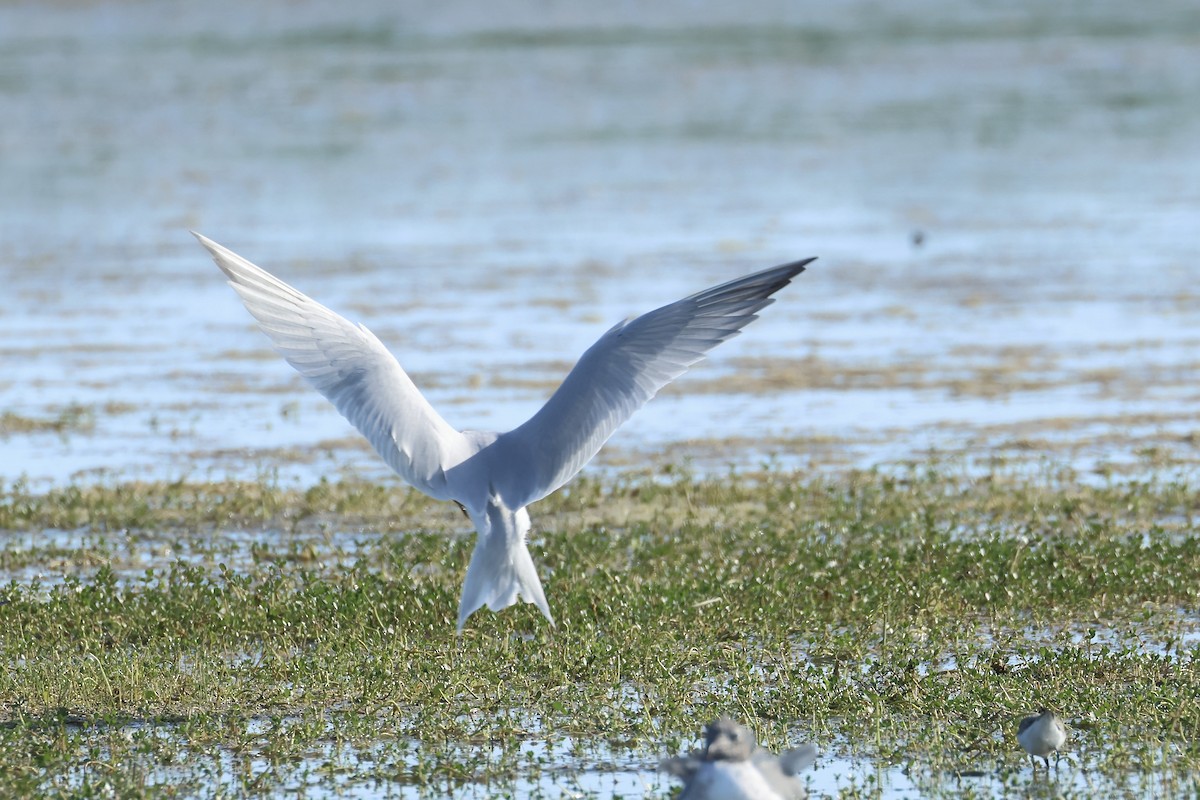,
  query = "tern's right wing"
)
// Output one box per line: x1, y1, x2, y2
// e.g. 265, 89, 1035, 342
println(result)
195, 233, 472, 499
772, 744, 818, 776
